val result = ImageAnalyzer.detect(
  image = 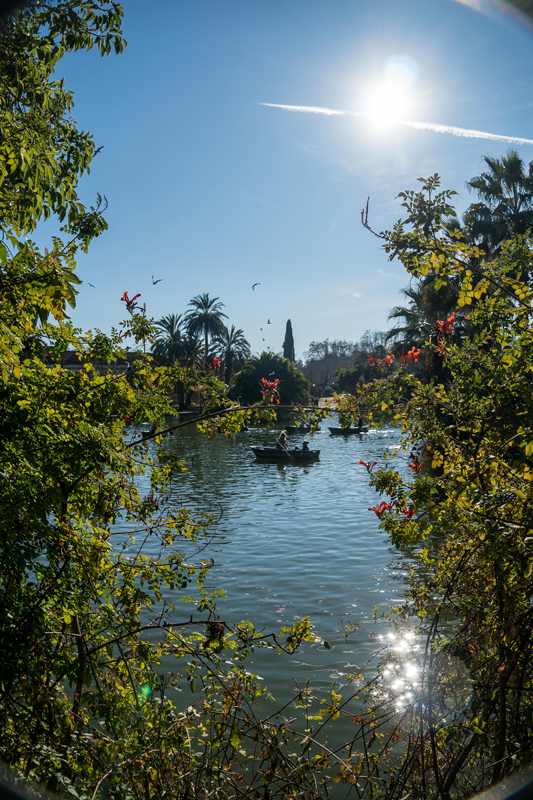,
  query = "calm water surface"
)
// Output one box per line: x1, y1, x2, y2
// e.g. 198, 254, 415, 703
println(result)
139, 419, 414, 704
